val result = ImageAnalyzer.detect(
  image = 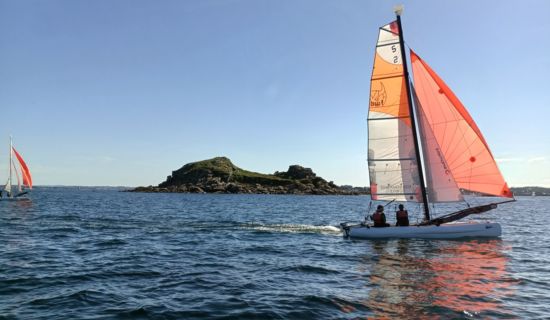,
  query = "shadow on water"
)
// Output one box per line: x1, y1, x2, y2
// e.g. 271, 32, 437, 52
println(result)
356, 239, 517, 319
